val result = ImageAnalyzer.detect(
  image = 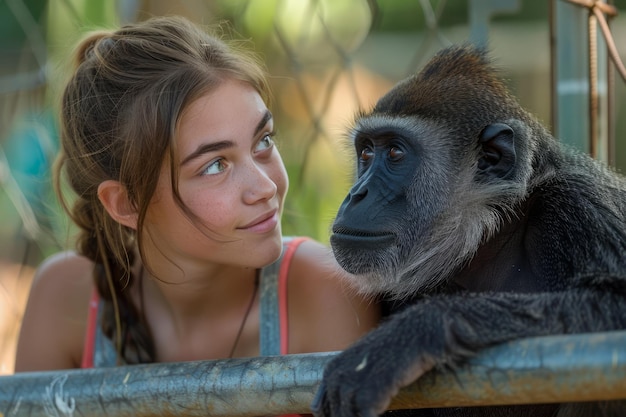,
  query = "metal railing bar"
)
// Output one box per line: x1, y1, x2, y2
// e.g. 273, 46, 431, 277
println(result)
1, 330, 626, 416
